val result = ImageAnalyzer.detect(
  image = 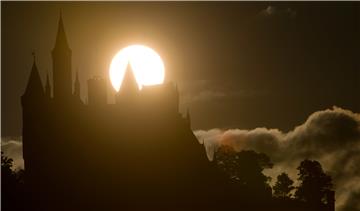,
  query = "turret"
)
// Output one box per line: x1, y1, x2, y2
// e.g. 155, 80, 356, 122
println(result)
116, 63, 139, 104
87, 76, 107, 106
174, 83, 179, 113
22, 53, 44, 103
73, 70, 80, 98
45, 72, 51, 98
186, 108, 191, 127
52, 12, 72, 101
